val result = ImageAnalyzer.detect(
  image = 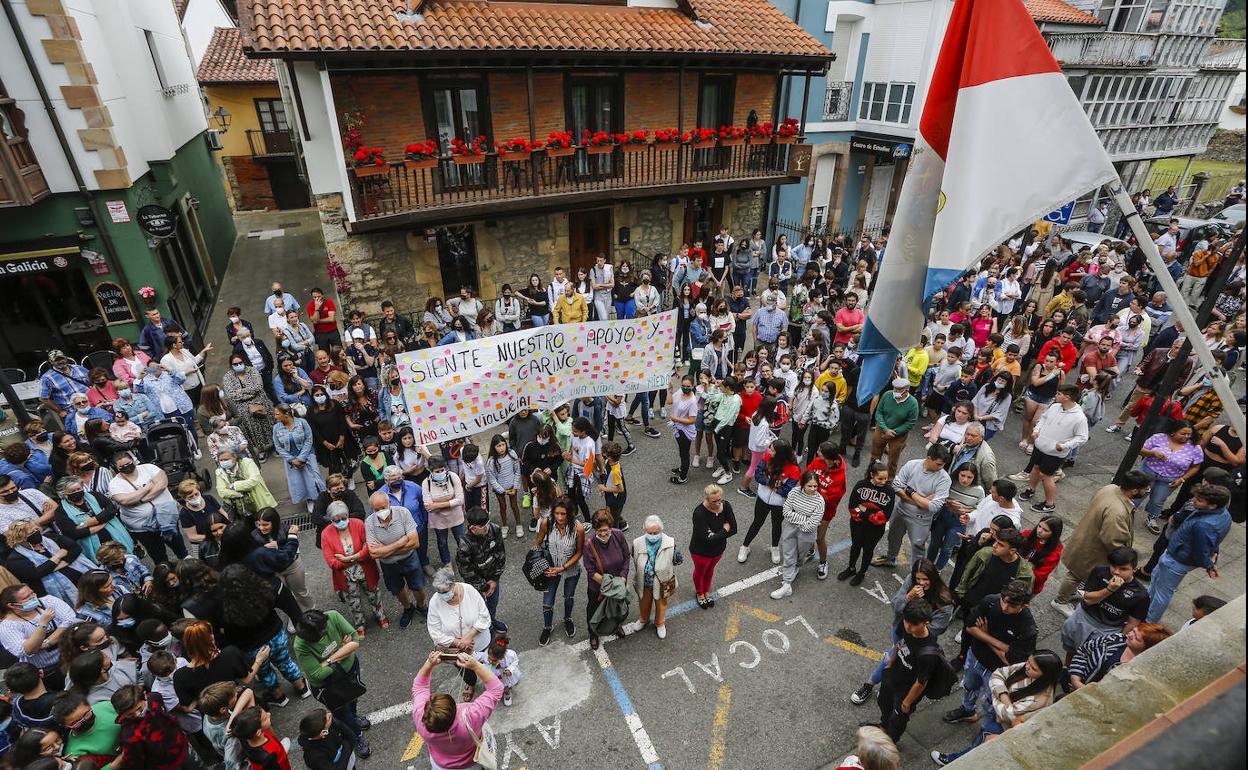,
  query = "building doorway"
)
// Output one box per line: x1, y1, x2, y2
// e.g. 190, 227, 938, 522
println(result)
568, 209, 611, 274
862, 162, 894, 231
0, 250, 109, 377
267, 160, 310, 210
684, 195, 722, 247
436, 226, 480, 297
154, 215, 212, 335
